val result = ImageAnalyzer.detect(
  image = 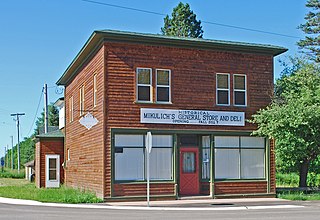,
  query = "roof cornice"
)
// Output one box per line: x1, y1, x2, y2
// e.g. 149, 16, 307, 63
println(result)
57, 29, 288, 85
